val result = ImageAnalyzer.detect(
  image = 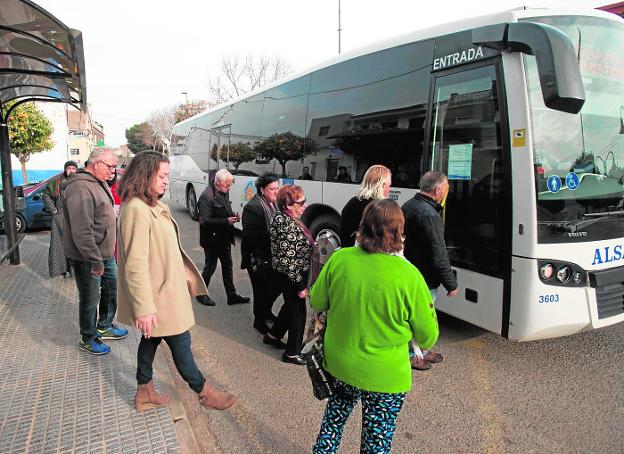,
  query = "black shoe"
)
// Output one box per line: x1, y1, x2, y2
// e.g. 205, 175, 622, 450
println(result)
253, 321, 270, 335
196, 295, 216, 306
227, 294, 250, 305
282, 353, 306, 365
265, 313, 277, 323
263, 334, 287, 349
